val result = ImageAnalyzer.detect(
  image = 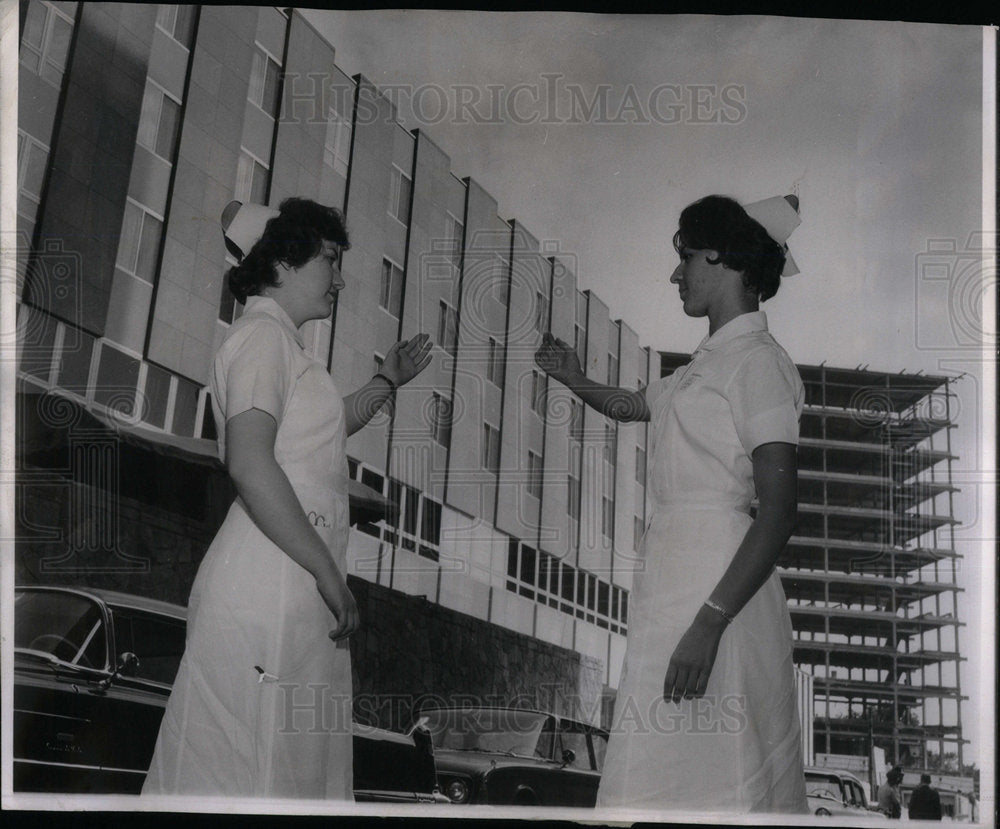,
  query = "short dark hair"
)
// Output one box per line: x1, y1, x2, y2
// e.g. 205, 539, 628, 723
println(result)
227, 198, 349, 304
672, 195, 786, 302
920, 773, 932, 784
